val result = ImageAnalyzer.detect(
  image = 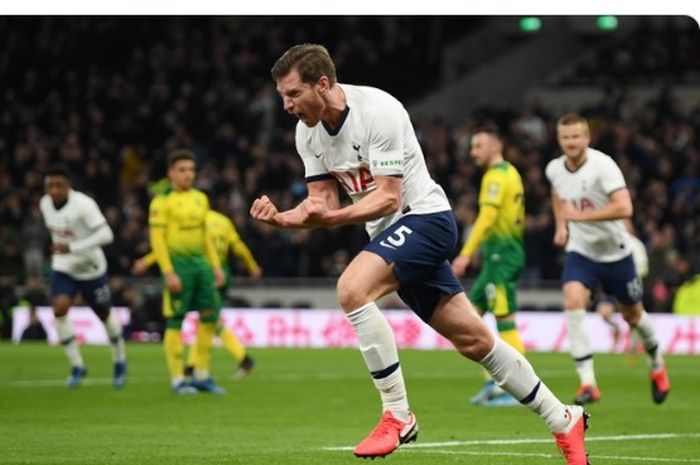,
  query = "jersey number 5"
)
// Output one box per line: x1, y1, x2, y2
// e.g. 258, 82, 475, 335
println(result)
380, 225, 413, 250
